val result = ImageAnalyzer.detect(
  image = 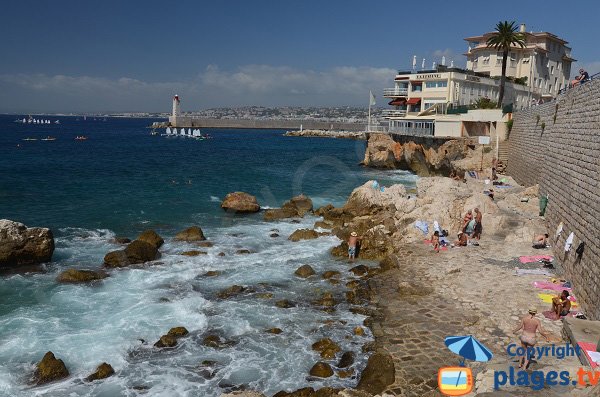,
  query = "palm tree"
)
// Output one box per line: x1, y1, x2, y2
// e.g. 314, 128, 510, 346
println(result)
486, 21, 526, 108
